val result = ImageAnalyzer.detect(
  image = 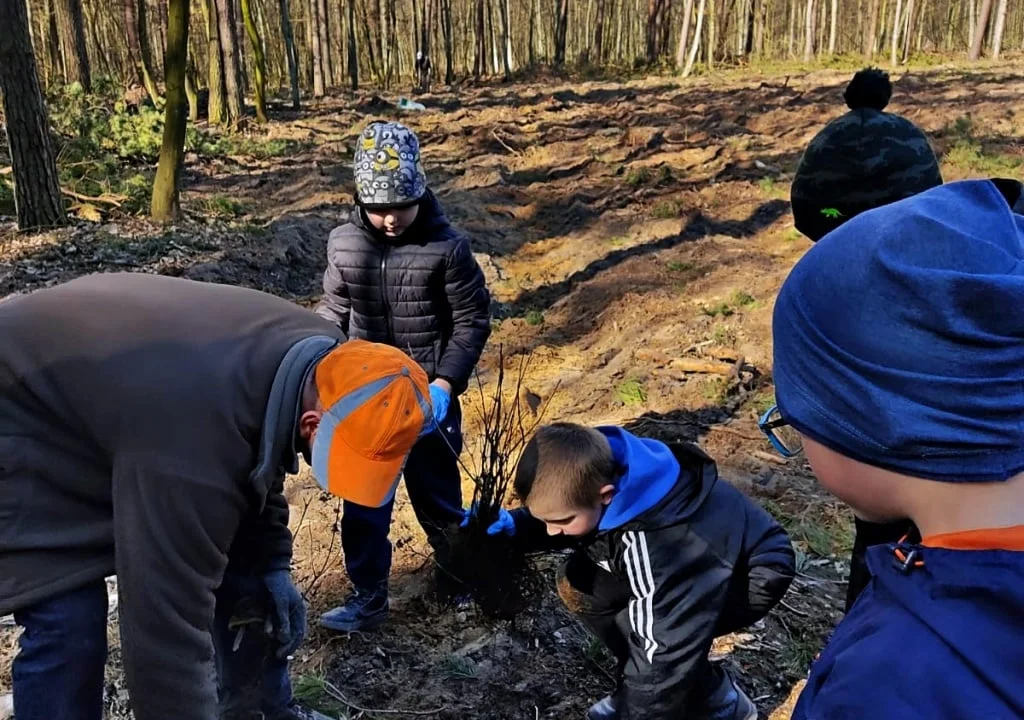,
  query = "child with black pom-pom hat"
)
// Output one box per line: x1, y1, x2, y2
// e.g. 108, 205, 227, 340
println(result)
790, 67, 943, 244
